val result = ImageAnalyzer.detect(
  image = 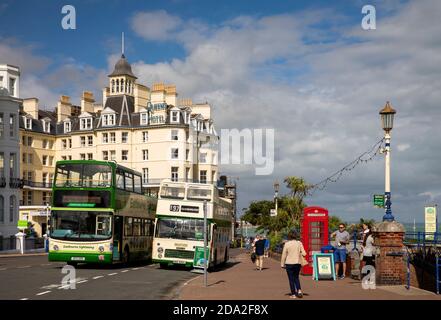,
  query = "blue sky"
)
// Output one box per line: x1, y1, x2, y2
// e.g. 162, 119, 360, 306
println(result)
2, 0, 441, 224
